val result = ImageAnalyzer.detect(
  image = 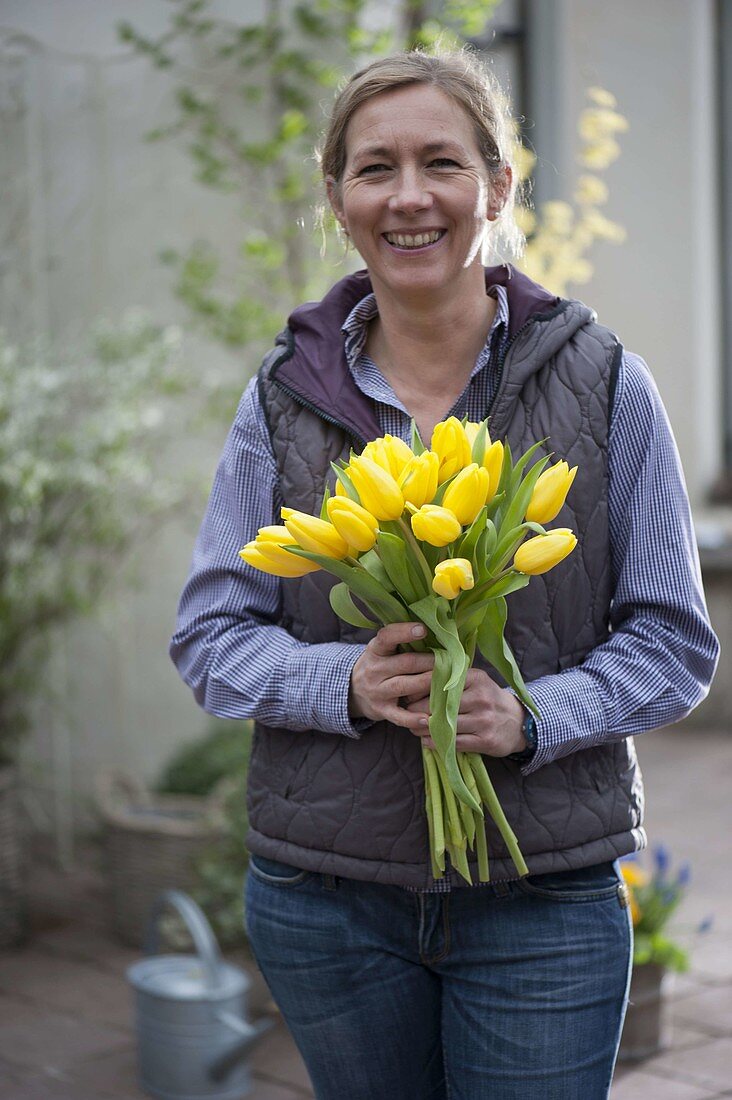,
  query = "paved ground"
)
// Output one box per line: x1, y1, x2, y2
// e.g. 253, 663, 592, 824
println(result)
0, 725, 730, 1099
